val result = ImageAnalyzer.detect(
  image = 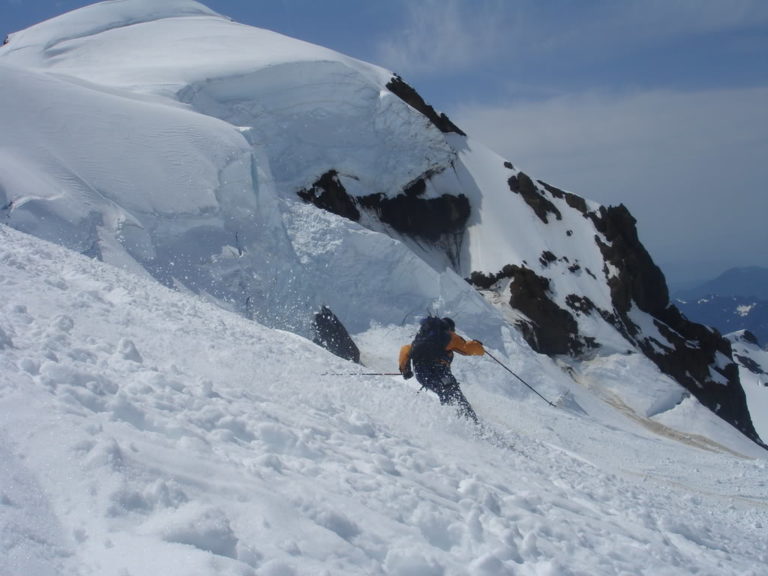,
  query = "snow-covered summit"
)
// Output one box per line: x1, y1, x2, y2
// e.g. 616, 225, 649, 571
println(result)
0, 0, 476, 336
3, 0, 389, 96
4, 0, 217, 50
0, 0, 764, 446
